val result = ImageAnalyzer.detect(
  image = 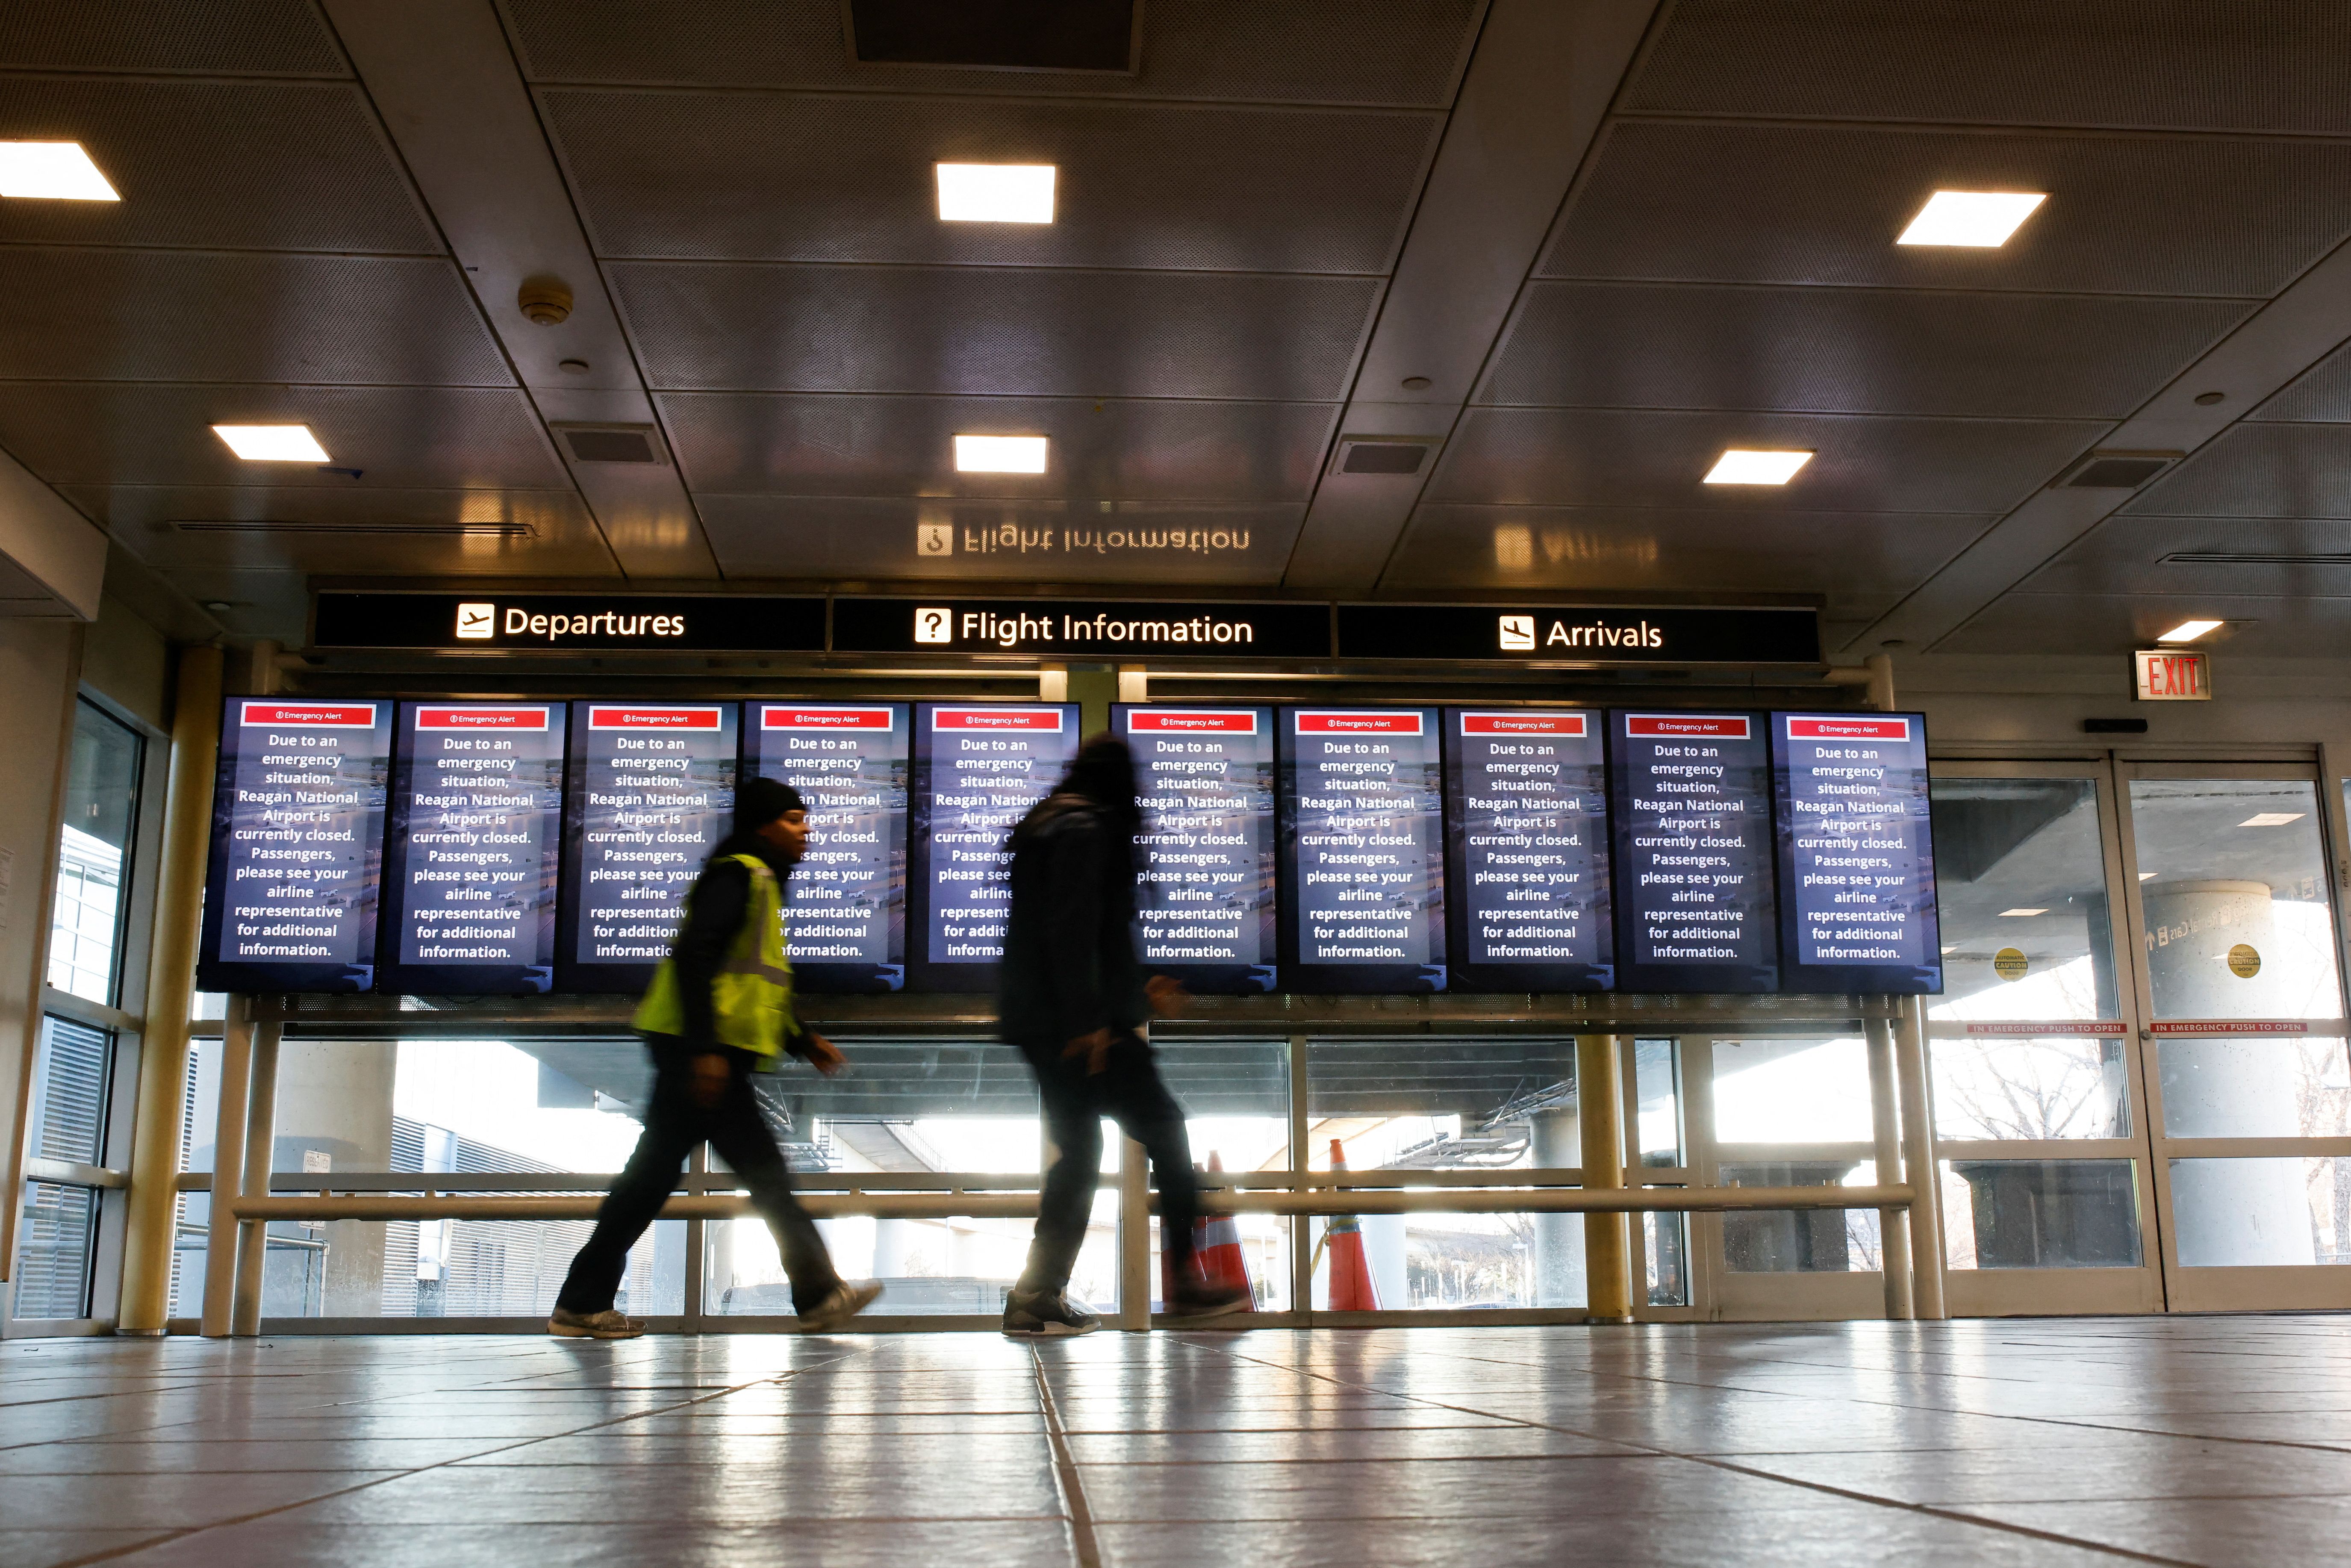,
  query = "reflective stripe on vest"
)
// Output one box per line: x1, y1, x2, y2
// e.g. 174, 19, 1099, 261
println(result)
631, 853, 797, 1056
